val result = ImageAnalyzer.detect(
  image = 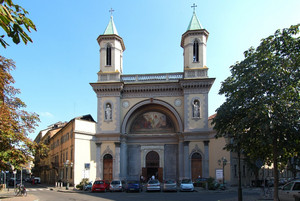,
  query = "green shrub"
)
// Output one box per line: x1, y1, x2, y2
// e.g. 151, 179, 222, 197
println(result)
207, 177, 220, 190
76, 178, 89, 190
